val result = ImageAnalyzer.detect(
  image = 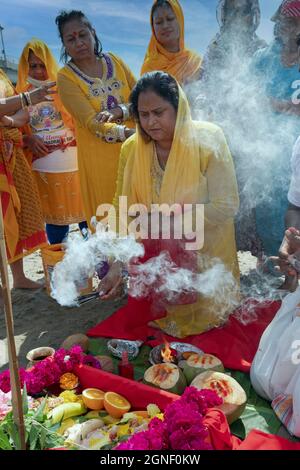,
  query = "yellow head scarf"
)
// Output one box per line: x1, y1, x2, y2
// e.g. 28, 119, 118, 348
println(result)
125, 84, 201, 209
16, 39, 73, 130
141, 0, 202, 84
16, 38, 58, 91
